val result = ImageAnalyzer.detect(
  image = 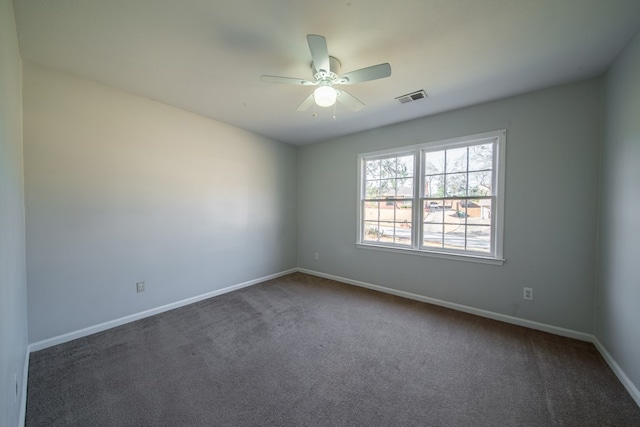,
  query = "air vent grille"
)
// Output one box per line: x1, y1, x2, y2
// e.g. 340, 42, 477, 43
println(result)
395, 90, 428, 104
